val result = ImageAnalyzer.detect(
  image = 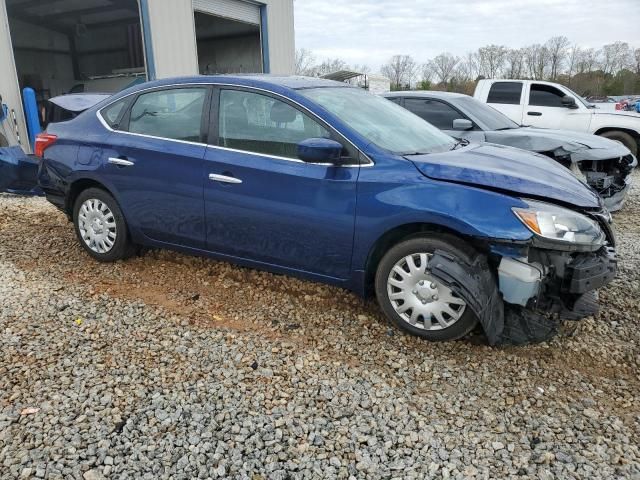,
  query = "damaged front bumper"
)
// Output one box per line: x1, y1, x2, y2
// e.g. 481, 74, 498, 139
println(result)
427, 231, 617, 345
571, 154, 636, 212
